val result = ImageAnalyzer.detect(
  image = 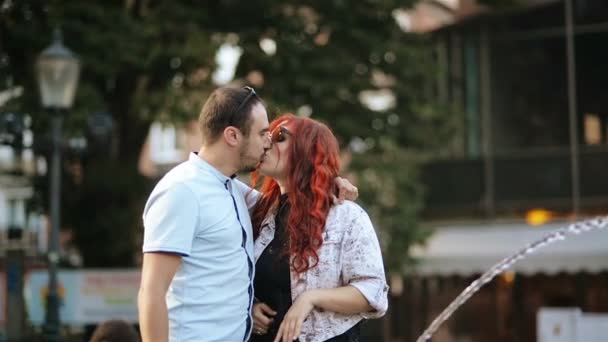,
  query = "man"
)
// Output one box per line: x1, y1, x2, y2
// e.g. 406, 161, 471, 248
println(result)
139, 86, 269, 342
138, 86, 356, 342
